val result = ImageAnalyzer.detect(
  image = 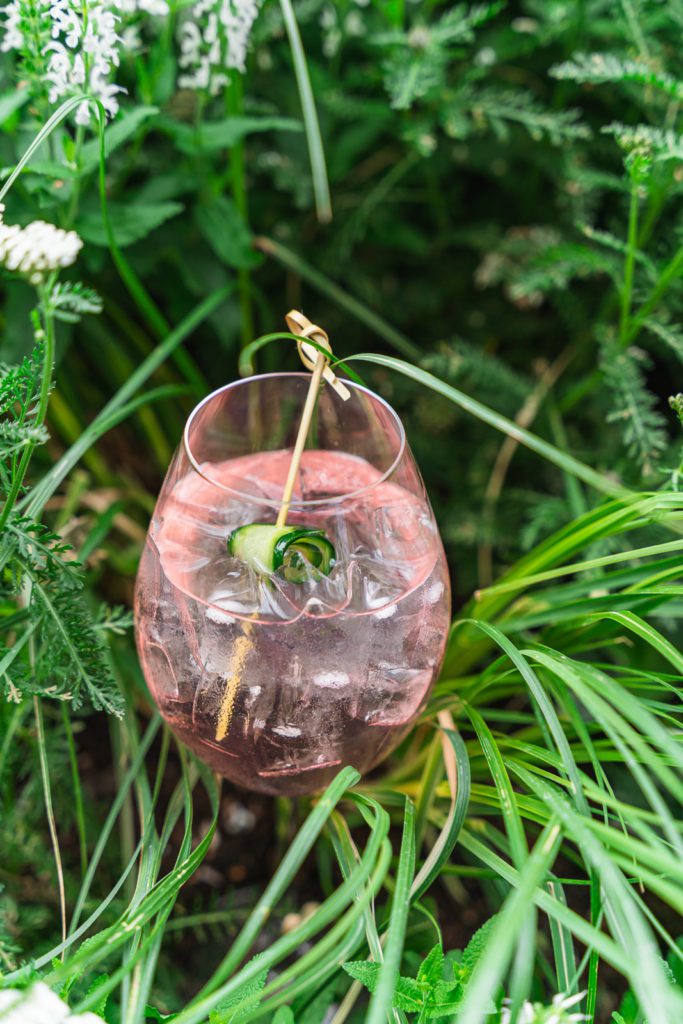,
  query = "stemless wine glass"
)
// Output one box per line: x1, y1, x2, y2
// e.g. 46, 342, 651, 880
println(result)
135, 373, 451, 796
